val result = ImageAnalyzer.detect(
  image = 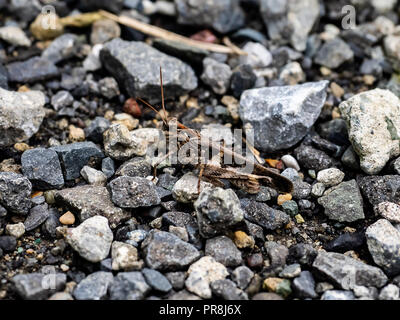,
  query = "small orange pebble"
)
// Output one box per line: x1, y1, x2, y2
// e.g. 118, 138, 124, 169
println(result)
26, 249, 34, 255
14, 142, 31, 152
275, 160, 284, 170
17, 85, 30, 92
59, 211, 75, 225
31, 191, 43, 198
265, 159, 280, 168
277, 193, 292, 205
